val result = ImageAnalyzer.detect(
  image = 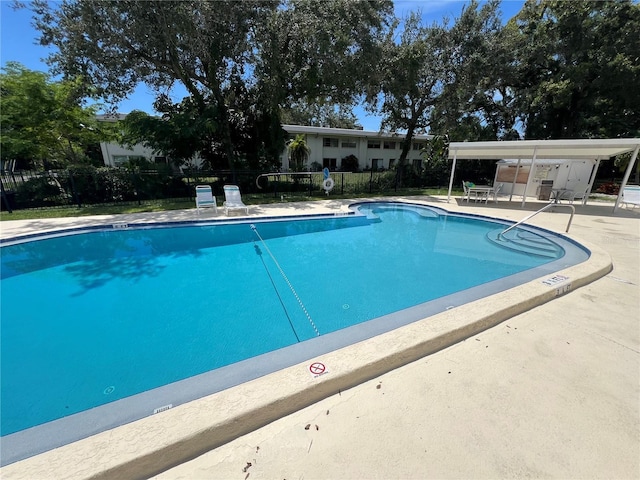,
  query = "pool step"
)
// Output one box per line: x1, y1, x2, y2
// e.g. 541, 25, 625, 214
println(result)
486, 229, 563, 258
